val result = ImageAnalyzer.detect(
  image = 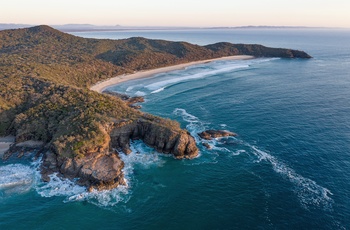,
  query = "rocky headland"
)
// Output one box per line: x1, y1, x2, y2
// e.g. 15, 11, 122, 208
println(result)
0, 25, 311, 191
